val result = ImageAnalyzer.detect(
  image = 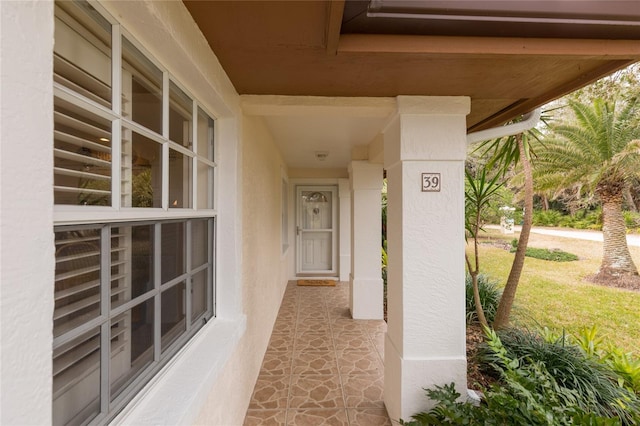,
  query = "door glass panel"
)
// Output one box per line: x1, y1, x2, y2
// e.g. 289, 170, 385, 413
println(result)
301, 191, 331, 229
